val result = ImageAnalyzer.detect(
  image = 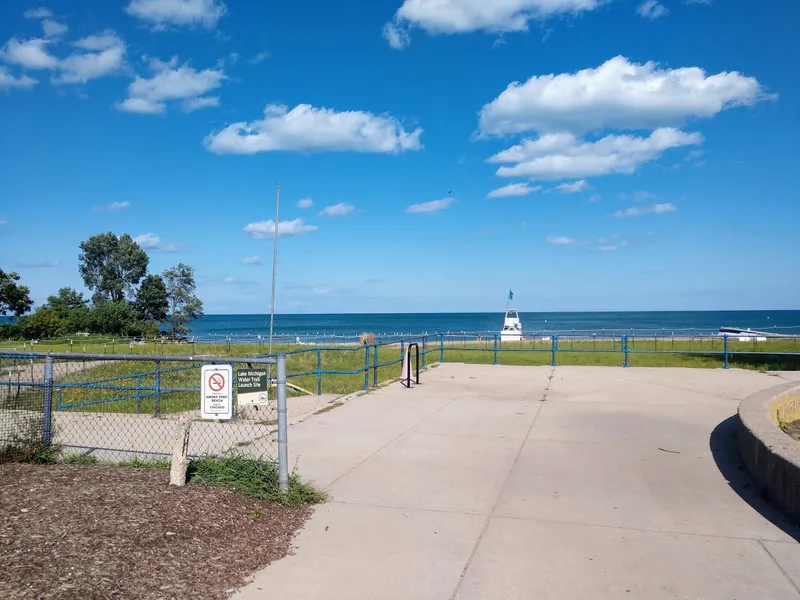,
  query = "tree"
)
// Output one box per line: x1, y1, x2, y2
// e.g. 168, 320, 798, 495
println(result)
17, 307, 65, 339
88, 301, 142, 337
45, 287, 91, 332
163, 263, 203, 338
45, 287, 88, 314
136, 275, 169, 323
0, 269, 33, 317
78, 233, 149, 303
